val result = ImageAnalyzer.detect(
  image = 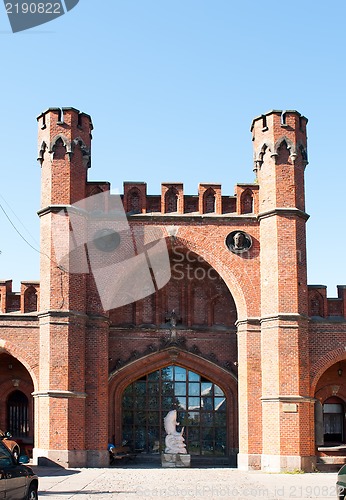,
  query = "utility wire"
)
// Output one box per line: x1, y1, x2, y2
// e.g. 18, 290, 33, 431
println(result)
0, 201, 66, 271
0, 201, 68, 309
0, 192, 39, 247
0, 202, 41, 255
